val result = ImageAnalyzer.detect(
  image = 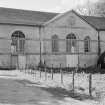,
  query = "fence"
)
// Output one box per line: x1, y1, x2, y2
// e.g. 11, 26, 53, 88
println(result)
0, 36, 104, 99
19, 64, 94, 97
